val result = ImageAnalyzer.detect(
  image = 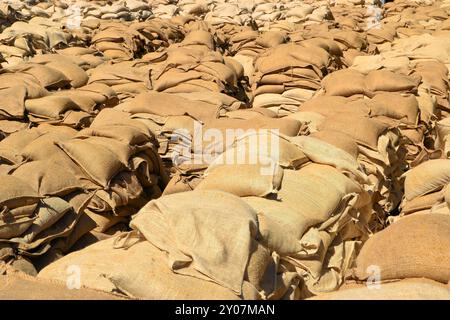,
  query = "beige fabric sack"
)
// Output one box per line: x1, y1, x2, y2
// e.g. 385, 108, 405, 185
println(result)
404, 159, 450, 201
354, 213, 450, 283
196, 163, 283, 197
130, 190, 259, 295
